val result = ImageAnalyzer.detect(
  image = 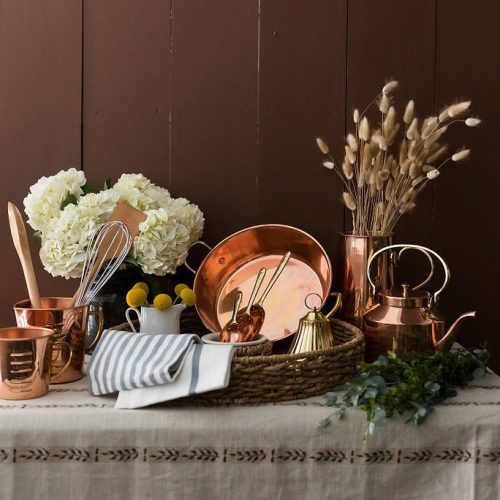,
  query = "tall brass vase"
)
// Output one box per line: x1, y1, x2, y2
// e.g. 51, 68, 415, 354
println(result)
337, 233, 394, 327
